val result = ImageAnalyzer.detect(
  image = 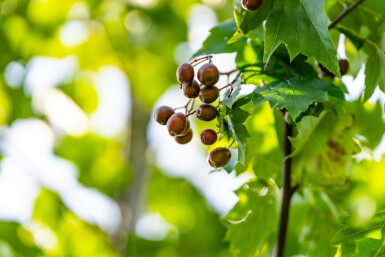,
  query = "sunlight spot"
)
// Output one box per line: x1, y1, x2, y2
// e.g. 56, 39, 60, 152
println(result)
188, 4, 217, 52
0, 158, 39, 223
355, 196, 376, 223
34, 88, 89, 136
4, 61, 25, 88
90, 66, 131, 138
124, 10, 152, 36
60, 21, 89, 47
28, 222, 58, 250
62, 185, 122, 233
129, 0, 159, 8
136, 213, 178, 241
67, 2, 90, 20
25, 56, 78, 95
